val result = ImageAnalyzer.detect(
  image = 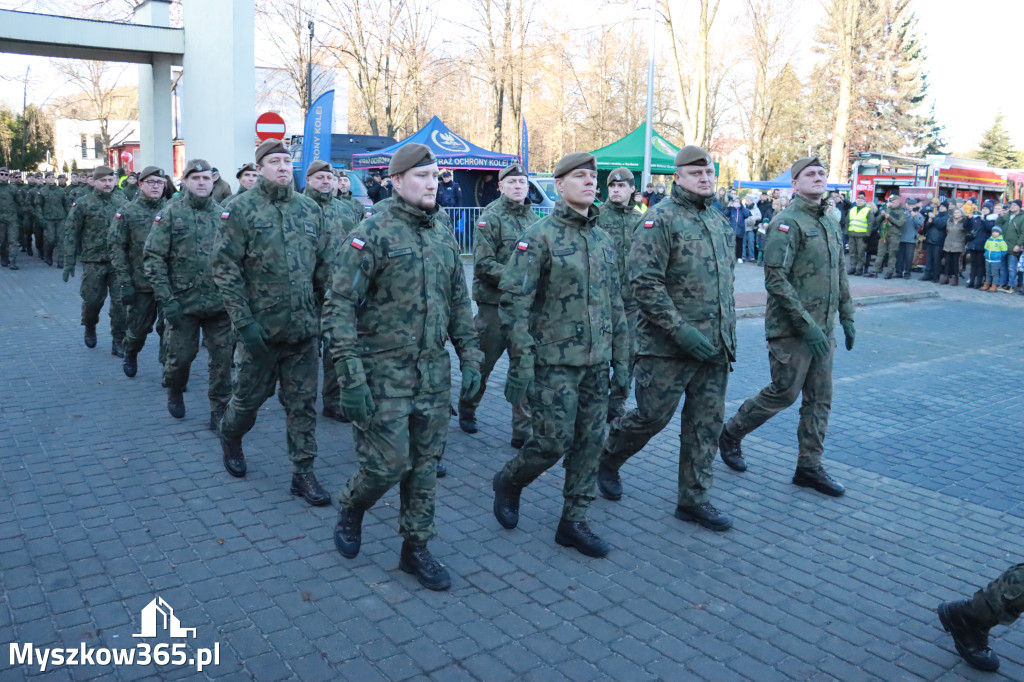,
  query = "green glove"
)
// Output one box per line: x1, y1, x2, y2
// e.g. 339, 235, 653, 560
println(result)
674, 325, 716, 362
841, 319, 855, 351
120, 284, 135, 307
162, 299, 186, 329
339, 382, 375, 423
237, 321, 269, 358
504, 357, 534, 405
802, 323, 831, 359
611, 361, 629, 390
62, 265, 74, 282
460, 365, 482, 401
